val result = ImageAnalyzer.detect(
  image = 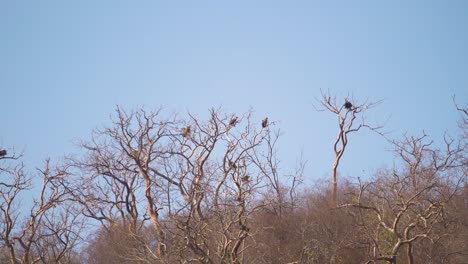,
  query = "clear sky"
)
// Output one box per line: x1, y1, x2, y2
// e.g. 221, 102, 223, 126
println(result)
1, 1, 467, 182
